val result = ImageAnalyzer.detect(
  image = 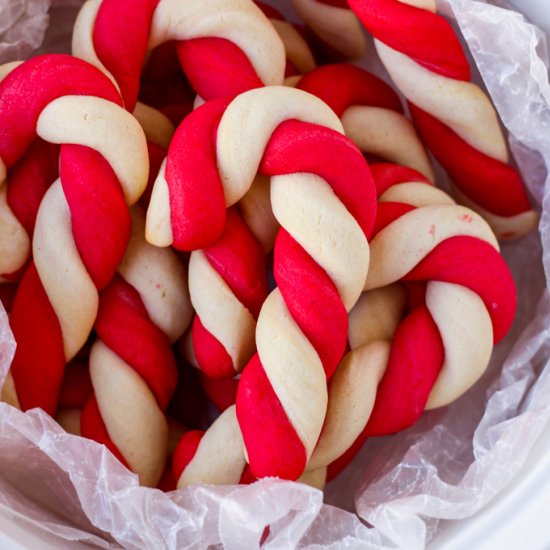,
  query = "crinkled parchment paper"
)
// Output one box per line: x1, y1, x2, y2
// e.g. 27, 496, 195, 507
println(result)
0, 0, 549, 548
